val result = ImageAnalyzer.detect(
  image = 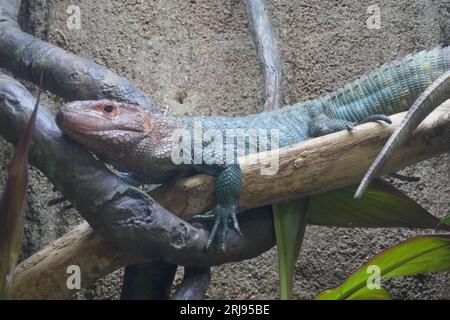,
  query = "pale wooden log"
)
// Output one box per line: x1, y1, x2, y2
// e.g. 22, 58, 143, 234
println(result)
12, 223, 147, 299
13, 103, 450, 299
